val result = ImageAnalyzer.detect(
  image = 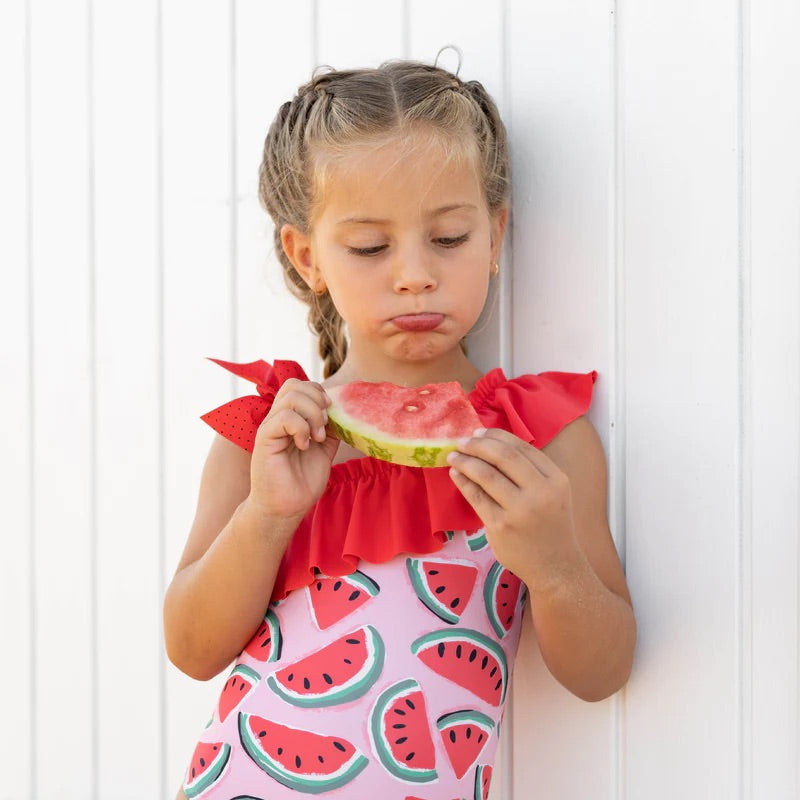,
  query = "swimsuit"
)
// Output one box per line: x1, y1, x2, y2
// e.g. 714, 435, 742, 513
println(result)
181, 358, 596, 800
